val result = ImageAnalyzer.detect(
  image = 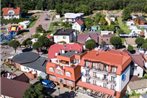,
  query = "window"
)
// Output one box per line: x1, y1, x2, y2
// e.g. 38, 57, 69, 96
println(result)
111, 76, 115, 81
111, 85, 115, 90
111, 67, 117, 73
86, 78, 89, 83
103, 83, 107, 87
85, 61, 90, 67
56, 70, 63, 75
63, 36, 66, 39
93, 72, 96, 77
65, 71, 71, 77
49, 67, 54, 72
93, 63, 97, 69
93, 80, 96, 85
